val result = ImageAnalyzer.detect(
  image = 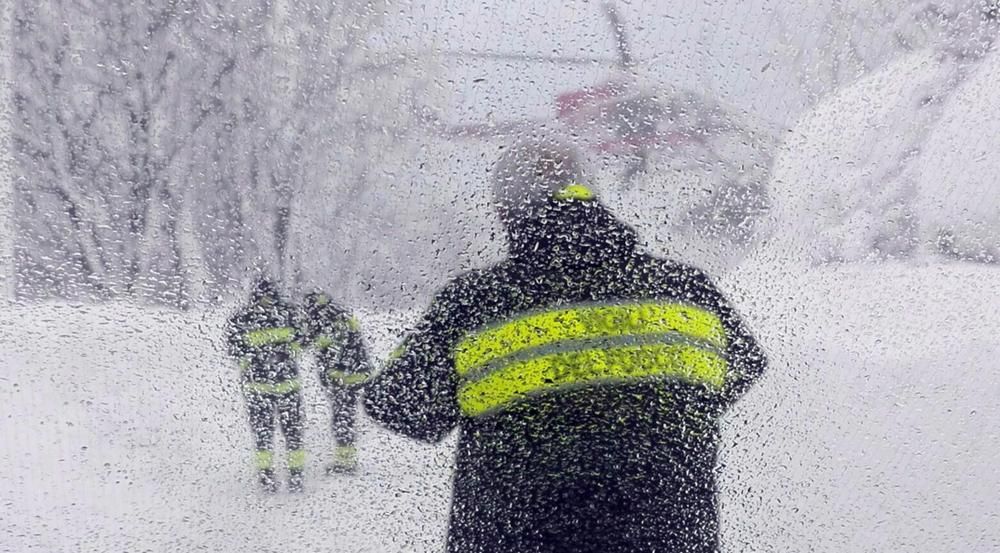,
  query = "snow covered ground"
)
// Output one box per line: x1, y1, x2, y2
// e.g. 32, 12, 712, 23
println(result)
0, 305, 450, 553
722, 260, 1000, 552
2, 261, 998, 552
